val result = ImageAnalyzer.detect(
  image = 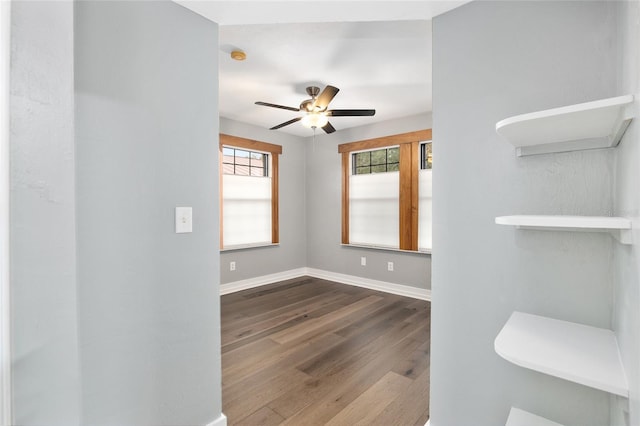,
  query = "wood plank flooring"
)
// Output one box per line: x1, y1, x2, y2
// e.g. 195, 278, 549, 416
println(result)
221, 276, 431, 426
